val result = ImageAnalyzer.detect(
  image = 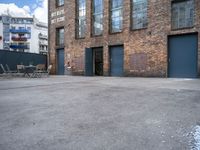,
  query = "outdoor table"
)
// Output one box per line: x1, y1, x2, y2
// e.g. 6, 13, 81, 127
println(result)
24, 65, 36, 77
